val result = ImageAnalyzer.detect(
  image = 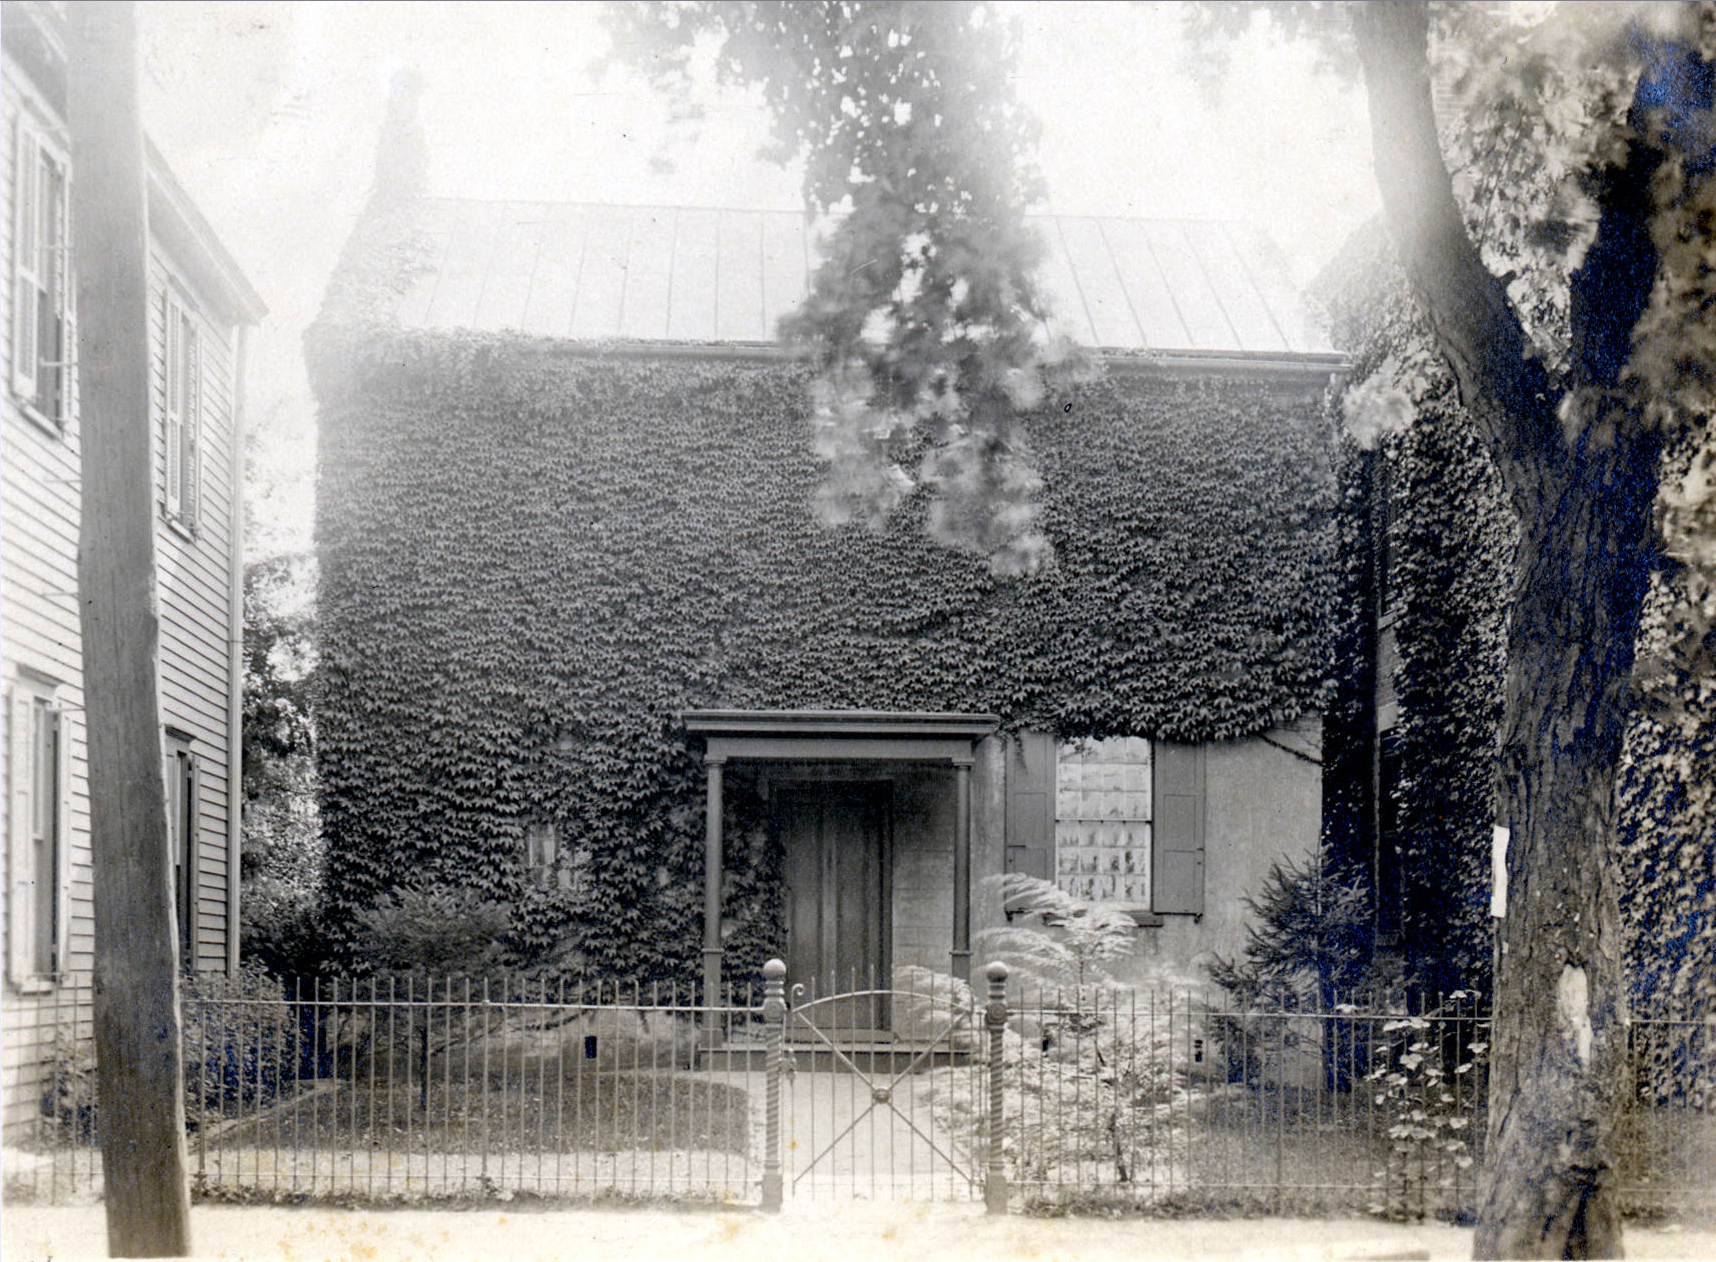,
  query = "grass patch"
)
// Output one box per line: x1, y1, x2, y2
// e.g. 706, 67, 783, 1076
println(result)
210, 1071, 751, 1158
